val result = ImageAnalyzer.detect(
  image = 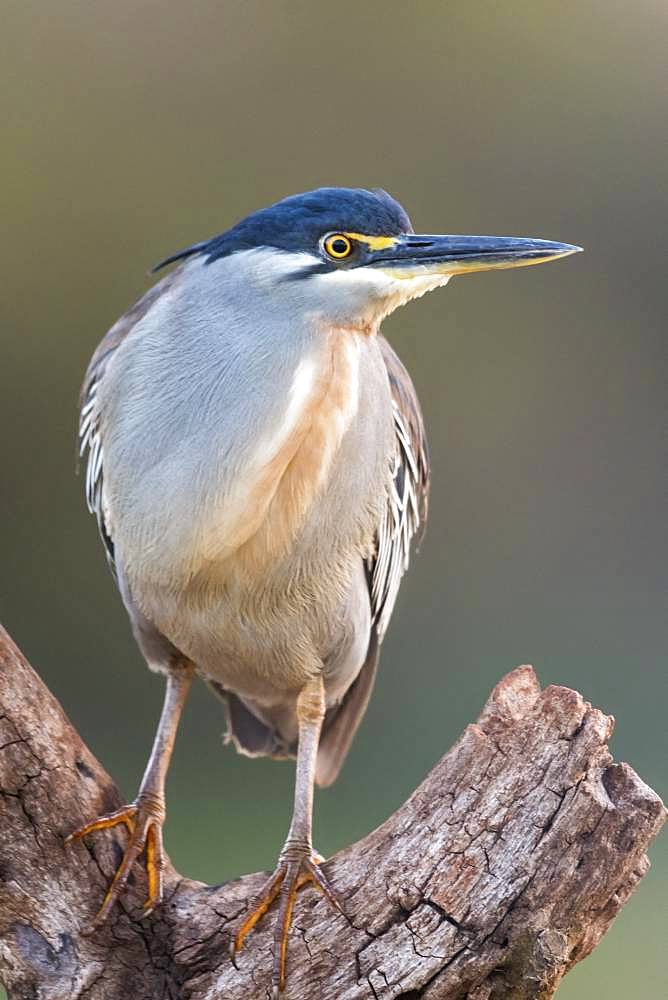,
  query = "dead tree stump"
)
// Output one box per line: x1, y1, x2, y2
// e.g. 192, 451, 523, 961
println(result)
0, 624, 664, 998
